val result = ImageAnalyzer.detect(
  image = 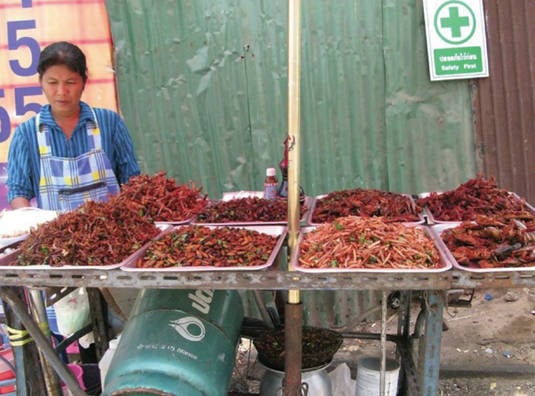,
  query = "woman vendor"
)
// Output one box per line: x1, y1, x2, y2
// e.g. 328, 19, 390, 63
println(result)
6, 41, 140, 366
6, 41, 140, 210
